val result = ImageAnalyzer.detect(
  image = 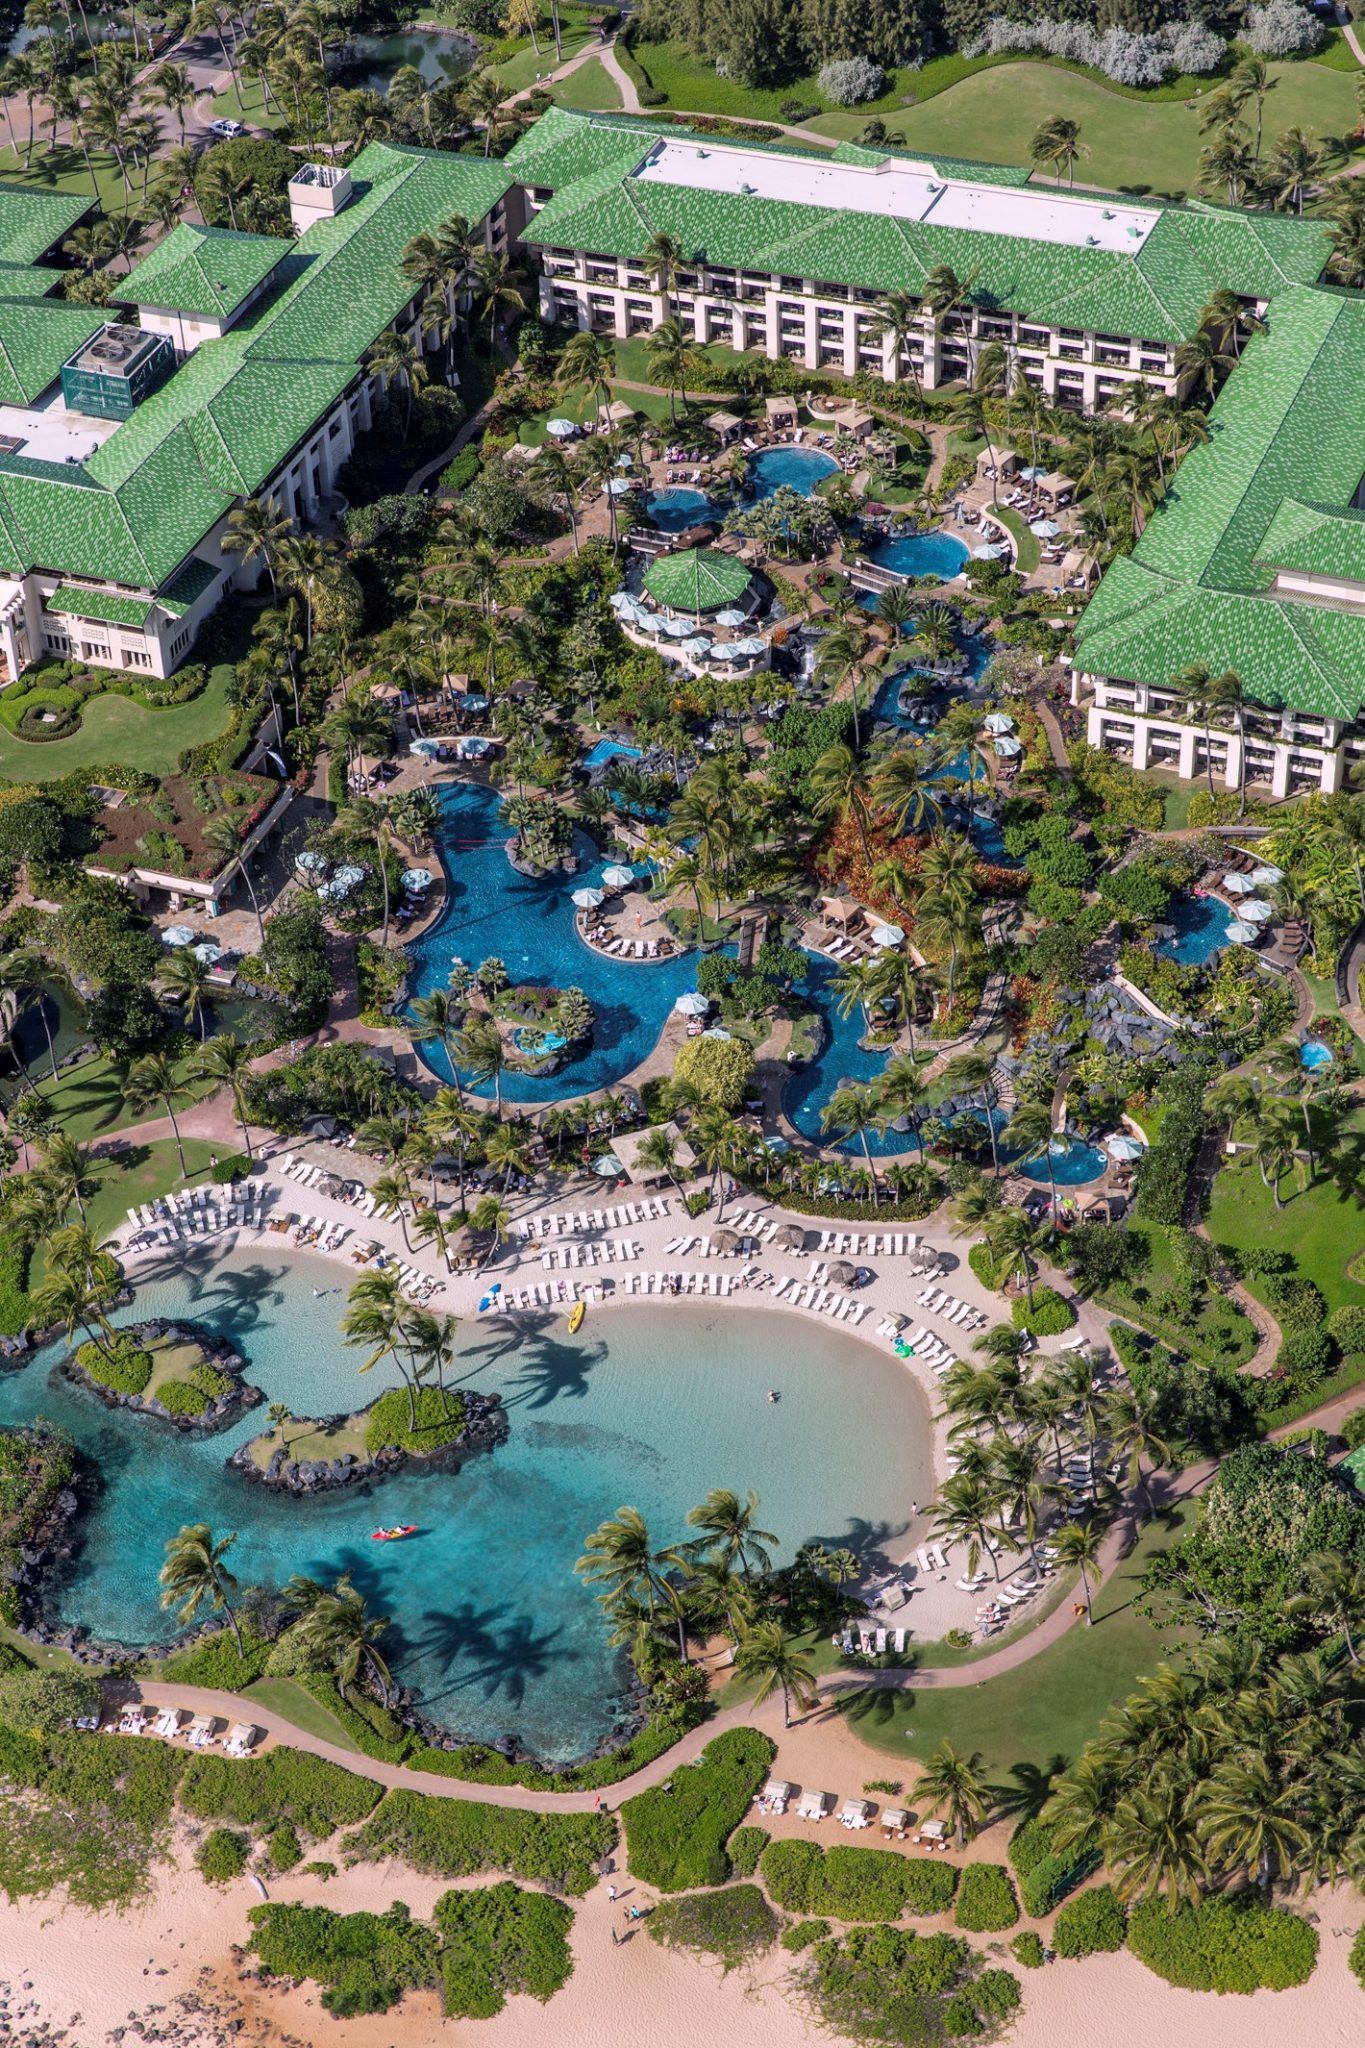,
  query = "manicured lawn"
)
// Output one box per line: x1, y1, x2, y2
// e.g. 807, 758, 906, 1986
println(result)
241, 1676, 363, 1753
82, 1136, 219, 1256
0, 663, 239, 781
17, 1048, 213, 1144
1100, 1218, 1256, 1365
492, 23, 593, 93
840, 1499, 1195, 1781
1206, 1154, 1365, 1319
209, 74, 288, 133
549, 53, 622, 111
989, 504, 1041, 573
809, 58, 1360, 197
0, 138, 124, 218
